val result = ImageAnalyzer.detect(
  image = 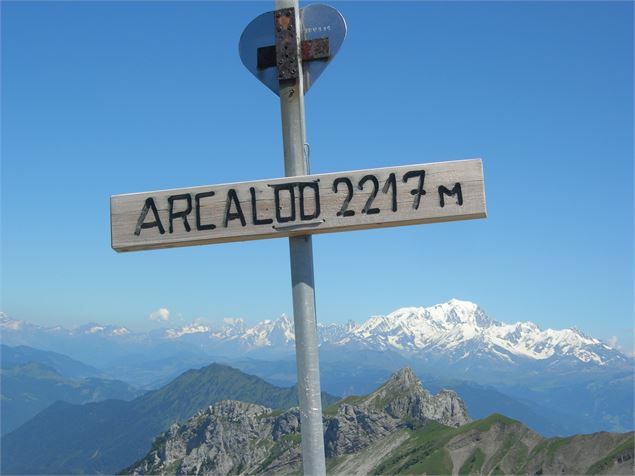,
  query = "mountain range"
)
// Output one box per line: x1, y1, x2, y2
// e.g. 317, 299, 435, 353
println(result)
2, 353, 633, 475
2, 300, 628, 373
123, 368, 635, 476
1, 300, 633, 435
0, 363, 338, 475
